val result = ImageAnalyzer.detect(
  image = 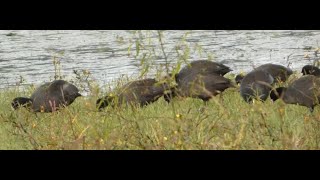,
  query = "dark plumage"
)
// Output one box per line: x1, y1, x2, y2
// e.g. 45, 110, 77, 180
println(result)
169, 73, 235, 102
175, 60, 232, 84
270, 75, 320, 112
301, 65, 320, 76
235, 74, 245, 85
254, 63, 293, 82
96, 78, 172, 110
12, 80, 81, 112
11, 97, 33, 110
240, 70, 274, 103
